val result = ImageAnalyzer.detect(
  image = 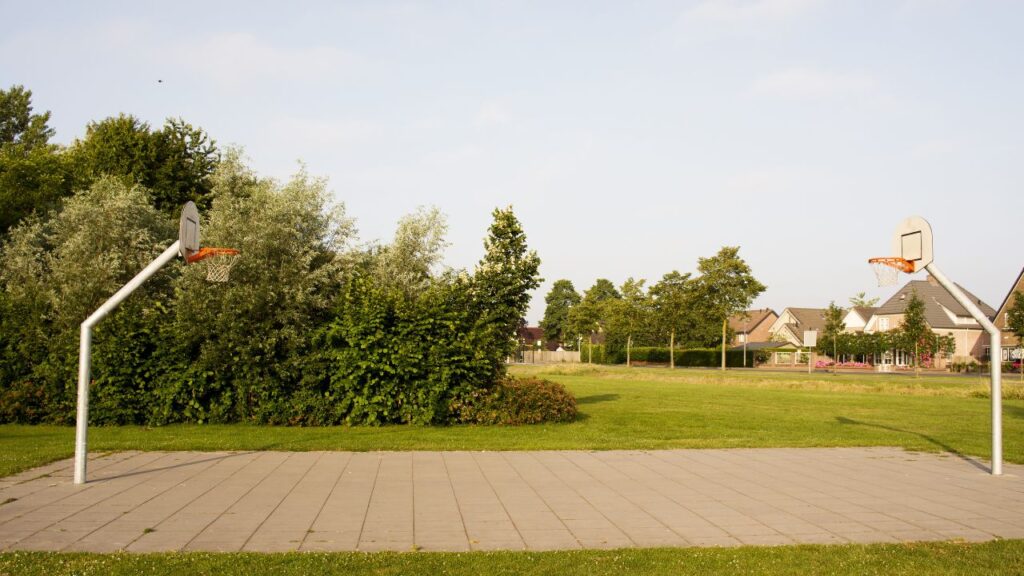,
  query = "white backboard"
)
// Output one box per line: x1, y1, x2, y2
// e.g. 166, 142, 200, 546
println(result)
892, 216, 933, 272
803, 330, 818, 348
179, 201, 200, 258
